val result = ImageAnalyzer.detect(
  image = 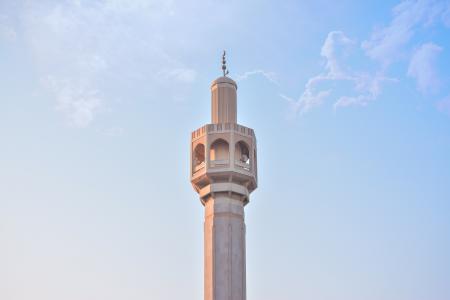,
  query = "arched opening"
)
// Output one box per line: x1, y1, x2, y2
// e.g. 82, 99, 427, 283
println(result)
193, 143, 205, 173
235, 141, 250, 170
210, 139, 229, 166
